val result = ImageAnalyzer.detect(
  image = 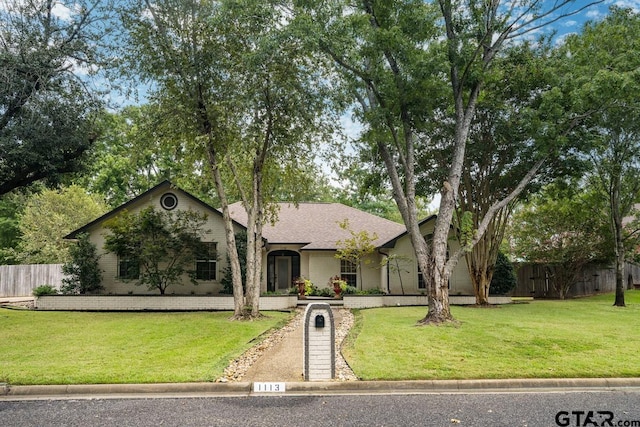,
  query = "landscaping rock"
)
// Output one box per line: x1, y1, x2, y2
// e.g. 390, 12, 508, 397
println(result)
218, 308, 357, 382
